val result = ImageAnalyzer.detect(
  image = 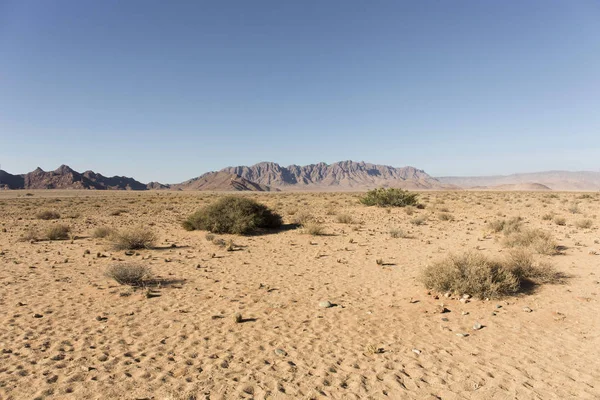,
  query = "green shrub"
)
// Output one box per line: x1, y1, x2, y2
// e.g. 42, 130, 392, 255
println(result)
183, 196, 282, 234
359, 188, 419, 208
36, 210, 61, 220
111, 227, 157, 250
